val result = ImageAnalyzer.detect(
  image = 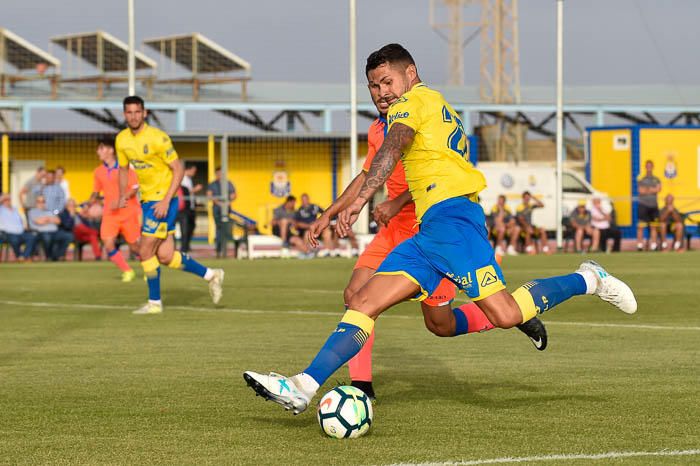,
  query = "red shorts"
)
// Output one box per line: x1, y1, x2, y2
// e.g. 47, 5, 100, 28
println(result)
354, 217, 456, 306
100, 208, 141, 244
